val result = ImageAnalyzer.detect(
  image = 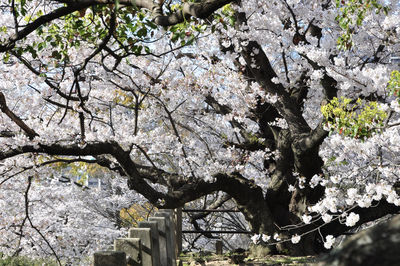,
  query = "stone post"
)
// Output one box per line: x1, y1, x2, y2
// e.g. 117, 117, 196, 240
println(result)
139, 221, 161, 266
155, 210, 177, 266
129, 228, 153, 266
149, 216, 169, 266
114, 238, 142, 266
93, 251, 127, 266
216, 240, 223, 255
174, 208, 182, 256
